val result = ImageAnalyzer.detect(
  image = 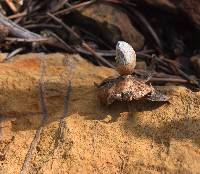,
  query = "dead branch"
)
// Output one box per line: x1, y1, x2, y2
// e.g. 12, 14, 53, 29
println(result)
0, 12, 45, 40
47, 12, 115, 68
